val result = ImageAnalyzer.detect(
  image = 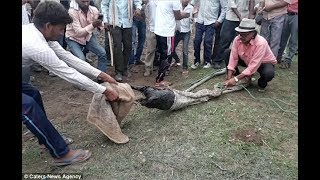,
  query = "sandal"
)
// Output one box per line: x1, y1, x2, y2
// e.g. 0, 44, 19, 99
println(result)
171, 62, 181, 67
62, 136, 74, 145
53, 149, 91, 166
182, 70, 189, 75
279, 62, 290, 69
